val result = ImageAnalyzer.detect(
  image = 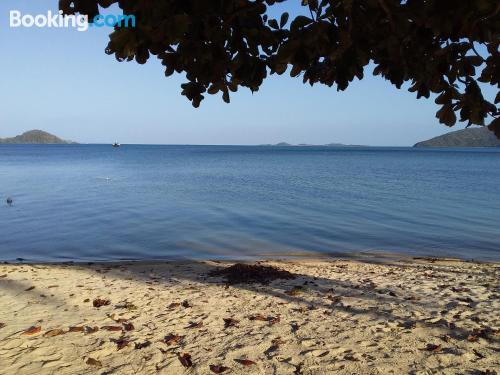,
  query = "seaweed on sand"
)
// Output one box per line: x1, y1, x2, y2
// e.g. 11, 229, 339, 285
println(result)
209, 263, 295, 285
